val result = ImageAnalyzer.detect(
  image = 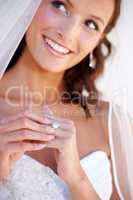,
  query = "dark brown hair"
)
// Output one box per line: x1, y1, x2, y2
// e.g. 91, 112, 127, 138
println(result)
5, 0, 121, 118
